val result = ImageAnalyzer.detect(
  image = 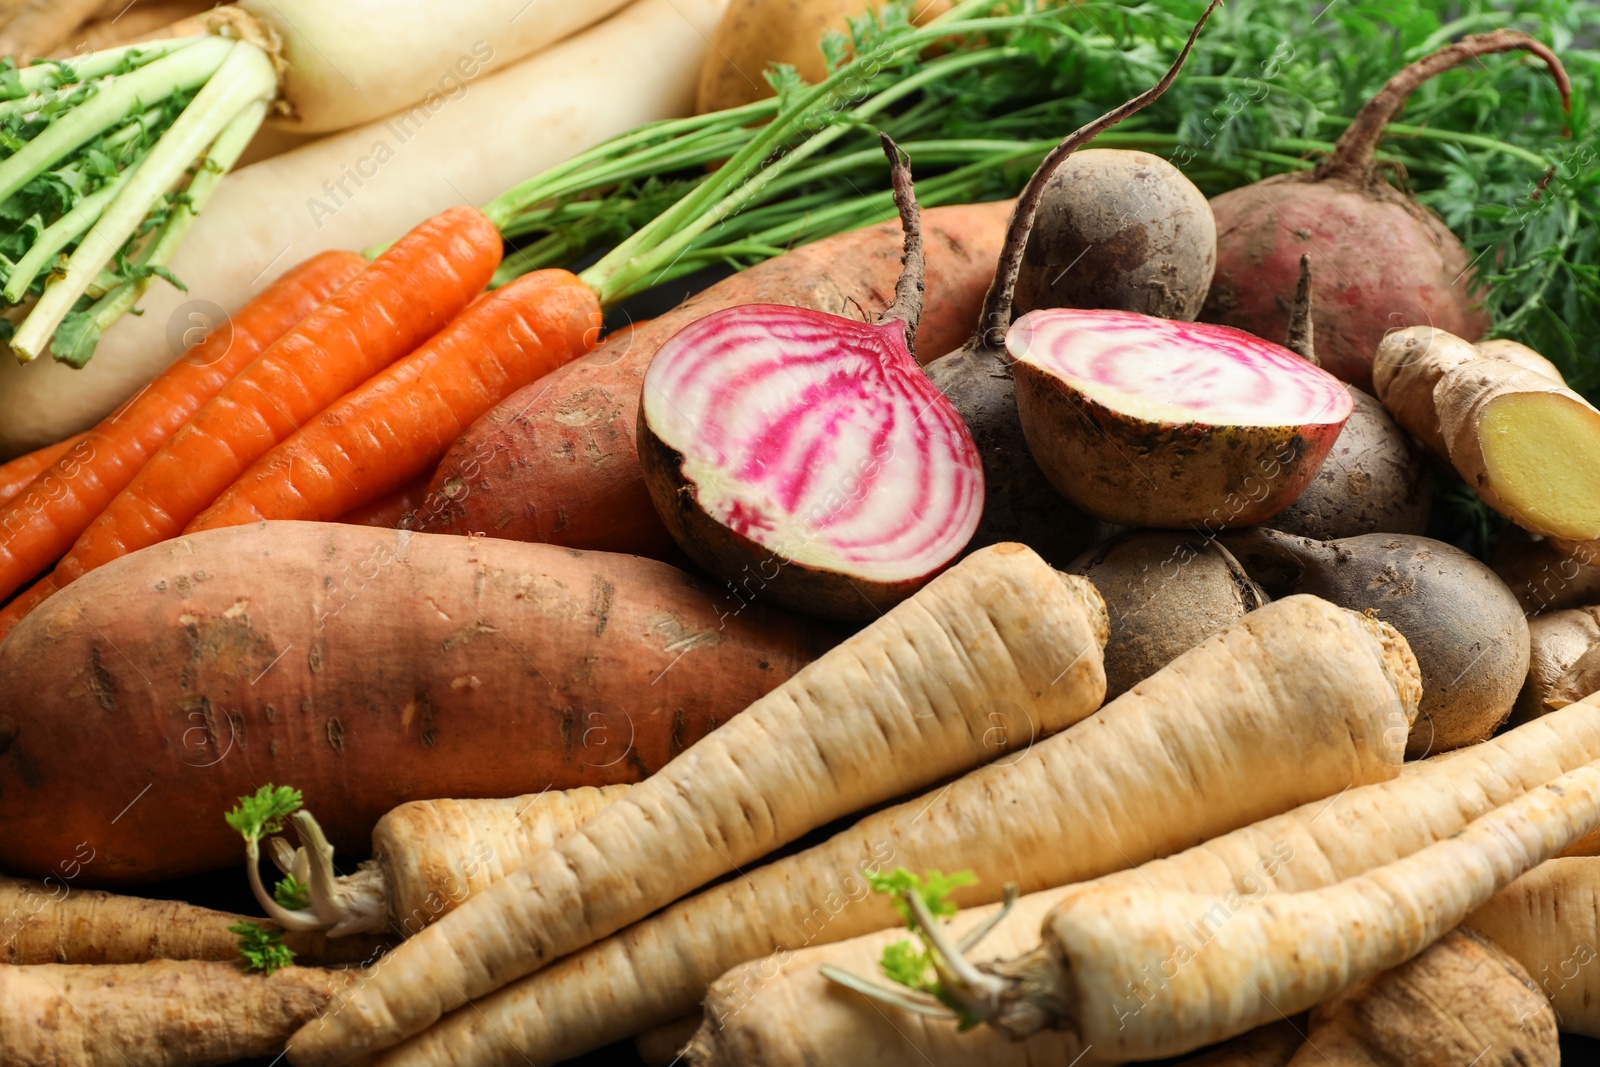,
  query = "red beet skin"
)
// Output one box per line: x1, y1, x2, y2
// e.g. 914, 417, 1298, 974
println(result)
1203, 179, 1489, 393
1201, 30, 1569, 394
